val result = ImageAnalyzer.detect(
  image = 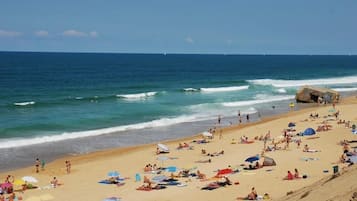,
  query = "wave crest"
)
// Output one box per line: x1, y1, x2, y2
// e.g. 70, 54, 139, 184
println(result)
248, 76, 357, 87
200, 85, 249, 93
222, 95, 294, 107
14, 101, 35, 106
116, 92, 158, 99
0, 115, 205, 149
183, 88, 199, 92
332, 87, 357, 92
